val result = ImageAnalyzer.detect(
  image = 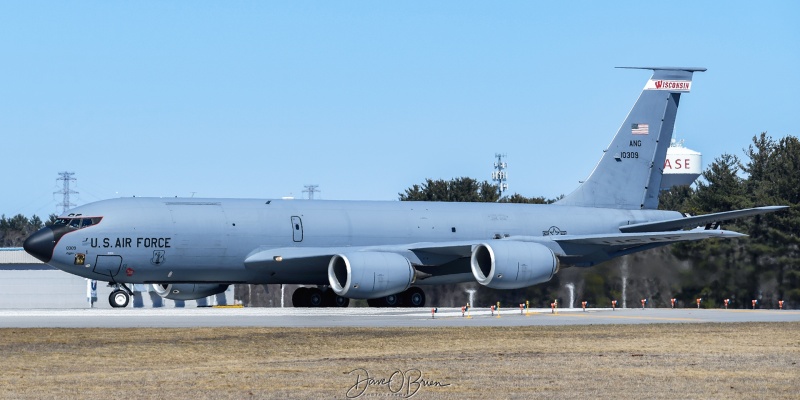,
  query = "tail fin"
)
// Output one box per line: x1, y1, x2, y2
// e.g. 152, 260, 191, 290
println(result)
556, 67, 705, 210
